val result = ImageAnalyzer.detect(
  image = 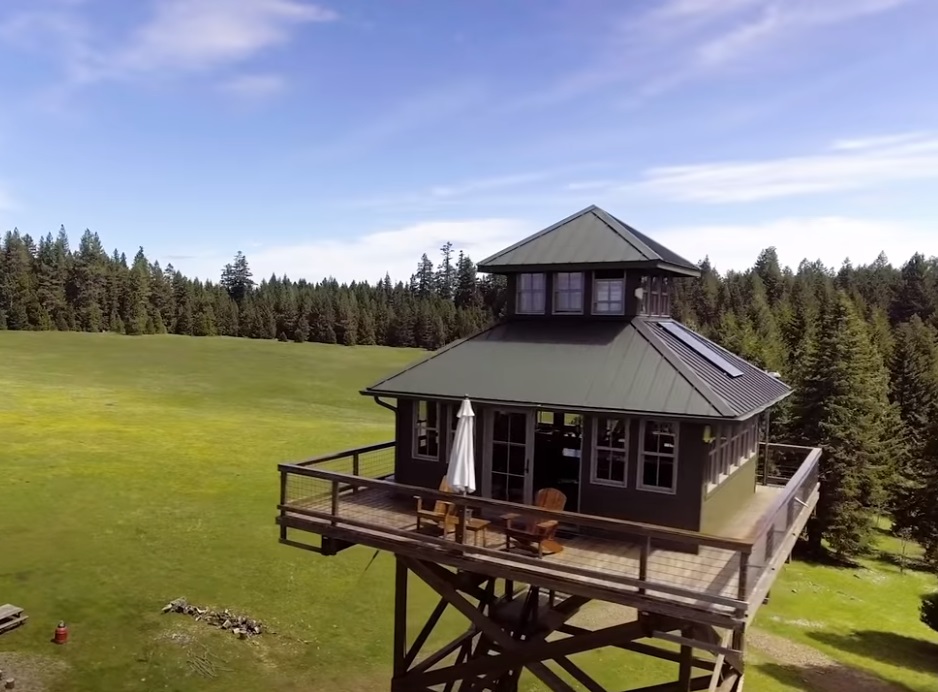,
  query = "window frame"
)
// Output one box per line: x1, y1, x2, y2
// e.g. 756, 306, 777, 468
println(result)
592, 270, 626, 315
590, 416, 630, 488
412, 399, 441, 461
516, 272, 546, 315
705, 417, 761, 494
552, 271, 584, 315
637, 419, 679, 494
641, 275, 671, 317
